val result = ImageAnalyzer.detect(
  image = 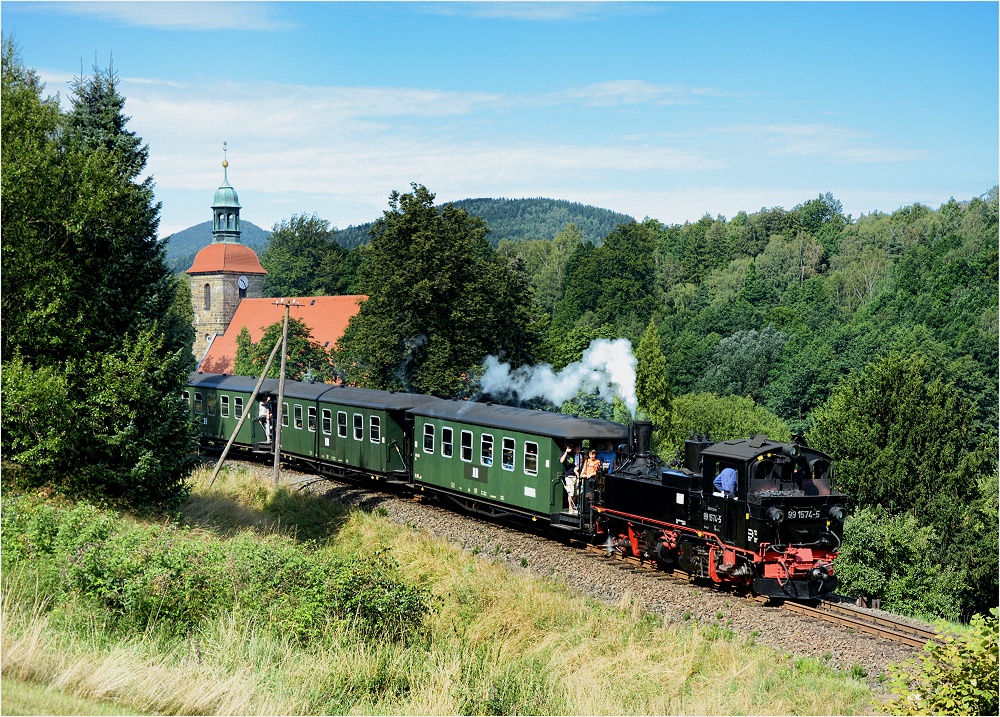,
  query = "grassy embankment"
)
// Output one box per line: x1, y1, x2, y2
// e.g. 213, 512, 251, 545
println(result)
3, 465, 877, 715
